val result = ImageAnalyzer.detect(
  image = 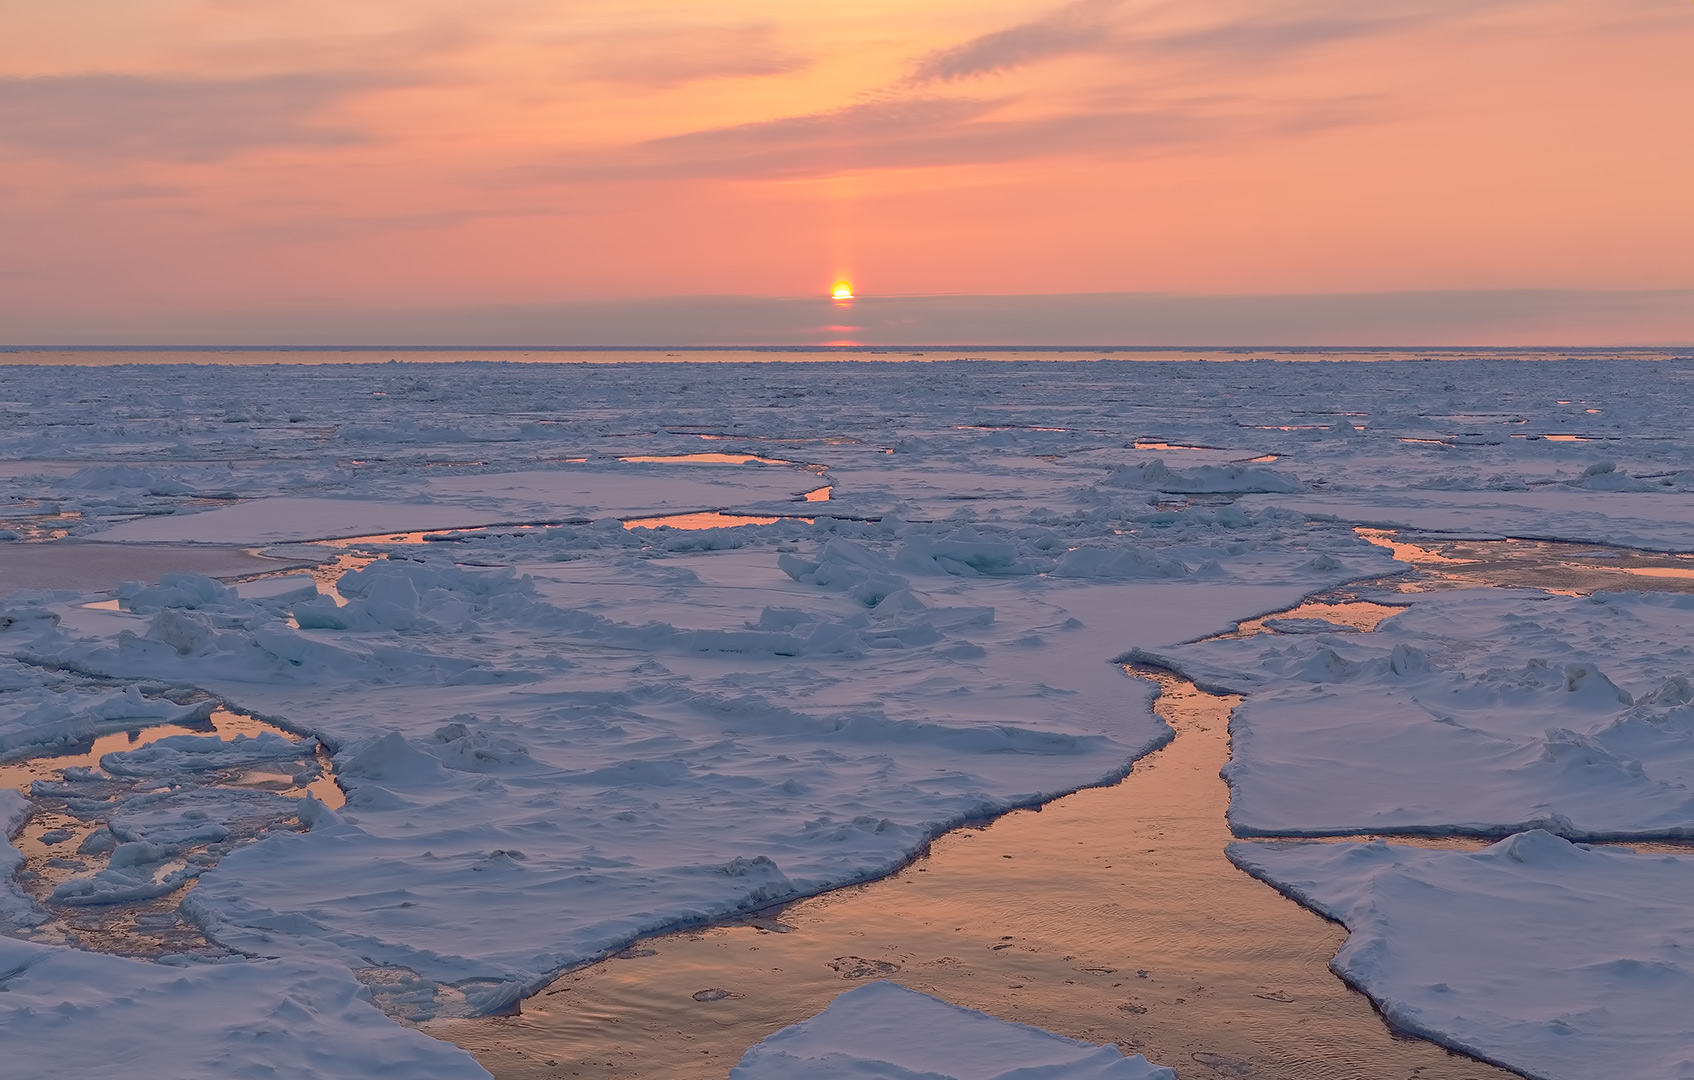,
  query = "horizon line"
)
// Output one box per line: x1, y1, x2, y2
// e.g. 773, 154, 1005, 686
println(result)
5, 344, 1693, 354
